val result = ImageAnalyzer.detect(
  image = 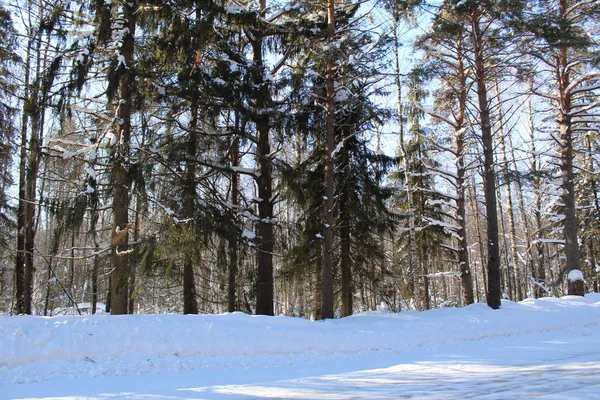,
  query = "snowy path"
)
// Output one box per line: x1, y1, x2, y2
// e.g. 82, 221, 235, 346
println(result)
3, 296, 600, 399
6, 324, 600, 399
196, 330, 600, 399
